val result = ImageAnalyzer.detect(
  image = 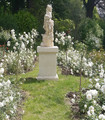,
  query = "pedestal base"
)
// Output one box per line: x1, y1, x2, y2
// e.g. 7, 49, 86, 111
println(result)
36, 74, 58, 80
37, 46, 59, 80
